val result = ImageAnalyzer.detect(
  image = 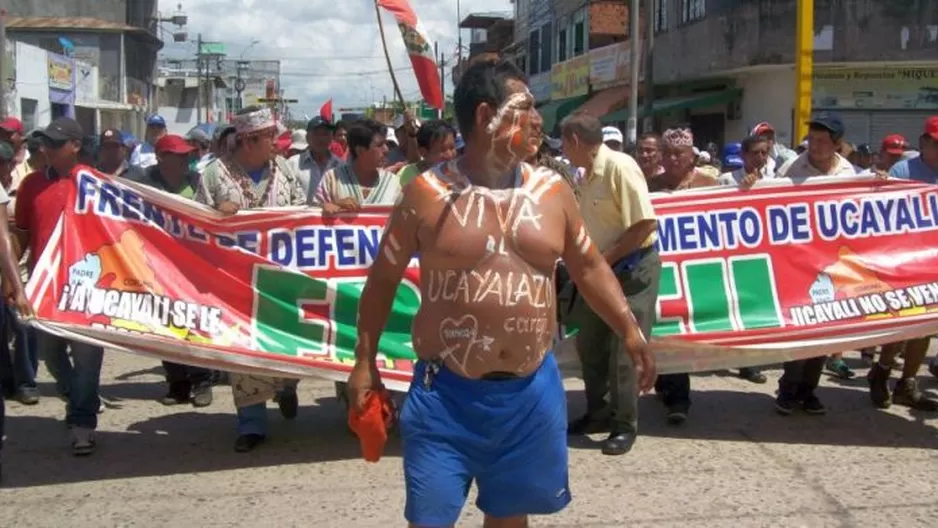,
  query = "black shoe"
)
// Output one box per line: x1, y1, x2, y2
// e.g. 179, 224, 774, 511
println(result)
601, 431, 636, 456
13, 386, 40, 405
191, 384, 213, 408
158, 391, 189, 406
867, 362, 892, 409
802, 393, 827, 415
666, 401, 690, 425
738, 368, 767, 384
234, 434, 265, 453
278, 391, 298, 420
567, 412, 609, 435
775, 393, 797, 415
